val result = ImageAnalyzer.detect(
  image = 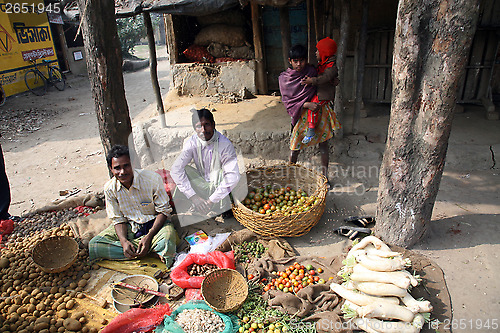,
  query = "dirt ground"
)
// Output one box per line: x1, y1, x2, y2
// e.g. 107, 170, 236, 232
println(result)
1, 48, 499, 331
